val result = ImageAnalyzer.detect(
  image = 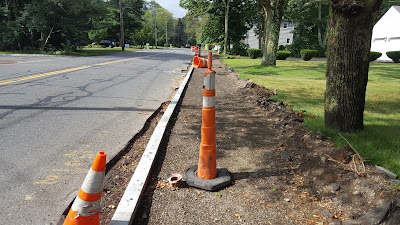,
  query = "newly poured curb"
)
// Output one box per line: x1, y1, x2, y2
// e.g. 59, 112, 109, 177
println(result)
110, 65, 194, 225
